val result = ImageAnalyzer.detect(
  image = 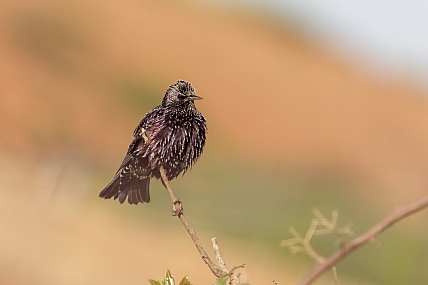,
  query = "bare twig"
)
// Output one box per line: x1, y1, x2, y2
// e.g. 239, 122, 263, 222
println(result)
212, 237, 228, 272
299, 195, 428, 285
281, 210, 352, 265
159, 167, 238, 280
212, 239, 244, 285
177, 211, 225, 277
332, 266, 339, 285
